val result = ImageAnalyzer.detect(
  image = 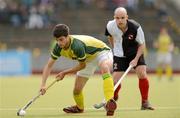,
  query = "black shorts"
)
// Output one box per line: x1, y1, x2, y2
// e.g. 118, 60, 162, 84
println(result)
113, 55, 146, 72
